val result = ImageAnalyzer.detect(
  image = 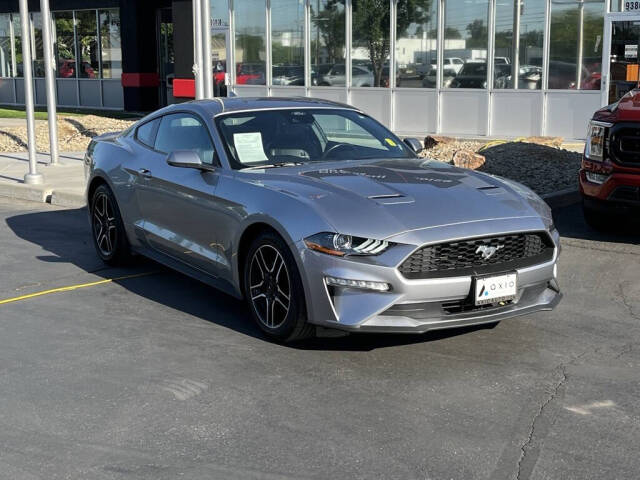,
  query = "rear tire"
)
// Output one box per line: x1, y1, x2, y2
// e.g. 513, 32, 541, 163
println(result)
243, 231, 314, 342
90, 184, 132, 266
